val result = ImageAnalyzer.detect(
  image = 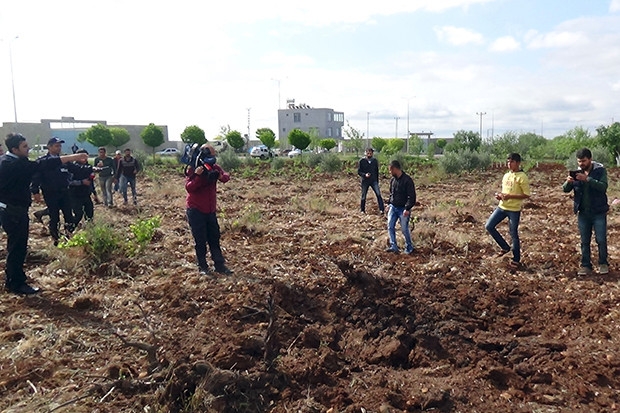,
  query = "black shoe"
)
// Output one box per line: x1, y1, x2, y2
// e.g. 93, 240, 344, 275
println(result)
385, 247, 399, 253
215, 266, 233, 275
8, 283, 40, 295
199, 266, 211, 275
33, 211, 44, 224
